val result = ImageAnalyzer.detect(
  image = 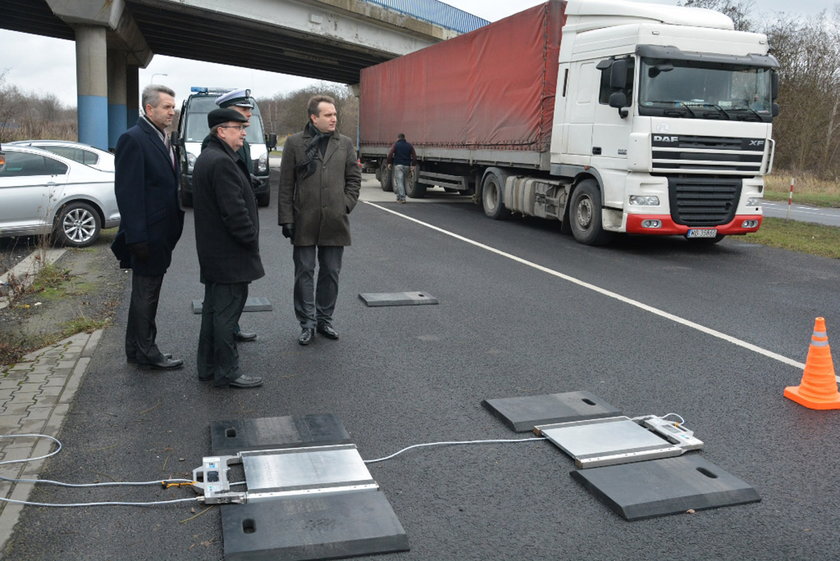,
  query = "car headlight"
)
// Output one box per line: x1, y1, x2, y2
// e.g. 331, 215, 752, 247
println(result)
629, 195, 660, 206
256, 152, 268, 174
